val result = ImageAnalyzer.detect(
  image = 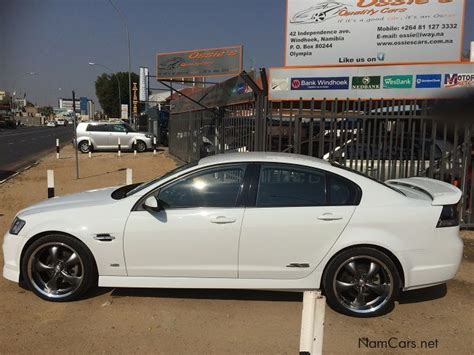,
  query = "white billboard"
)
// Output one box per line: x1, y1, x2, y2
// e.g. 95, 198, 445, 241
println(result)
269, 63, 474, 100
121, 104, 128, 119
139, 67, 149, 102
285, 0, 465, 67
